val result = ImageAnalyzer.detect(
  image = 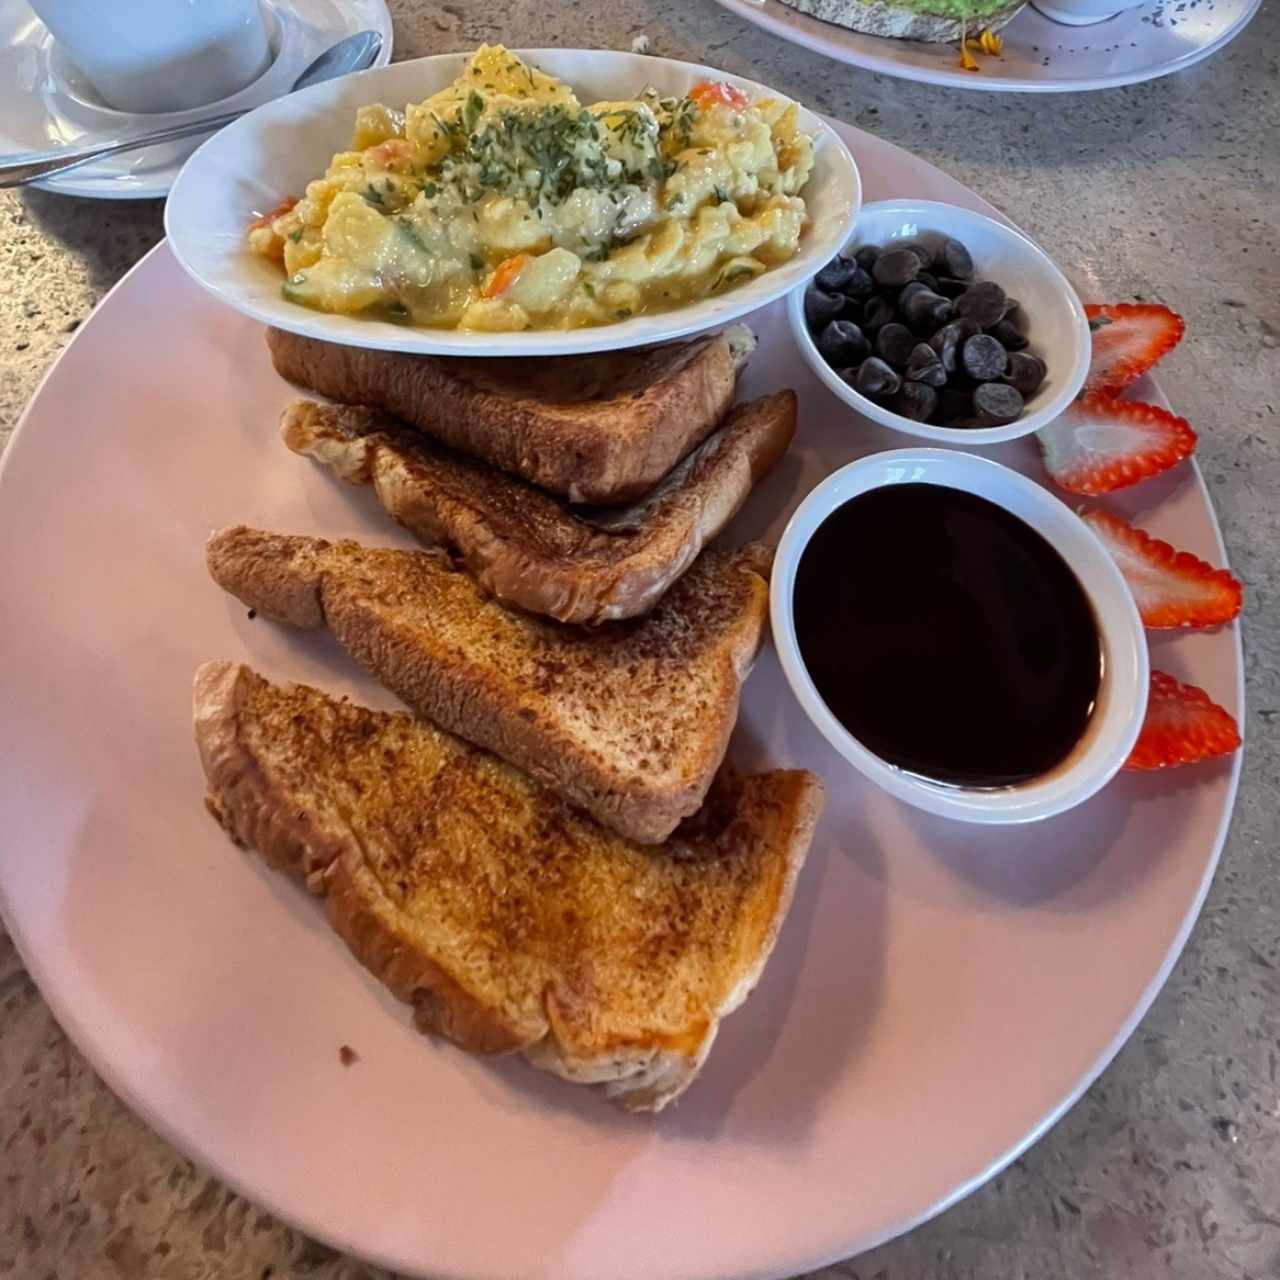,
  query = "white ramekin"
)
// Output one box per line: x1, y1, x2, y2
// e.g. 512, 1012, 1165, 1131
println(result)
789, 198, 1091, 446
770, 448, 1149, 824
